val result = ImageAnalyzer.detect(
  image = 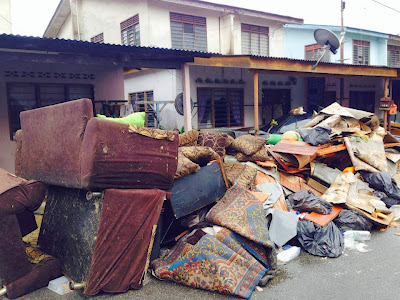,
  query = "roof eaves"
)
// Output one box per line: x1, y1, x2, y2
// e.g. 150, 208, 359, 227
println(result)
160, 0, 303, 24
43, 0, 70, 38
